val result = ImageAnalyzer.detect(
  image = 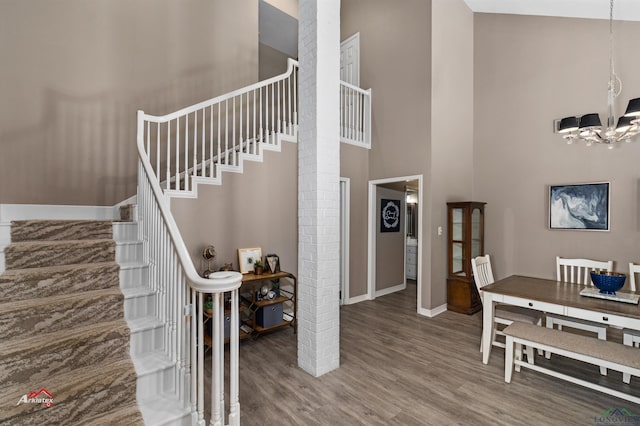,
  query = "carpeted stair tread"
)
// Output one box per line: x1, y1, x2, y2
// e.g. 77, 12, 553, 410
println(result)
0, 320, 131, 388
0, 261, 120, 302
0, 288, 124, 340
10, 219, 114, 242
4, 239, 115, 269
2, 217, 144, 423
0, 358, 140, 426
